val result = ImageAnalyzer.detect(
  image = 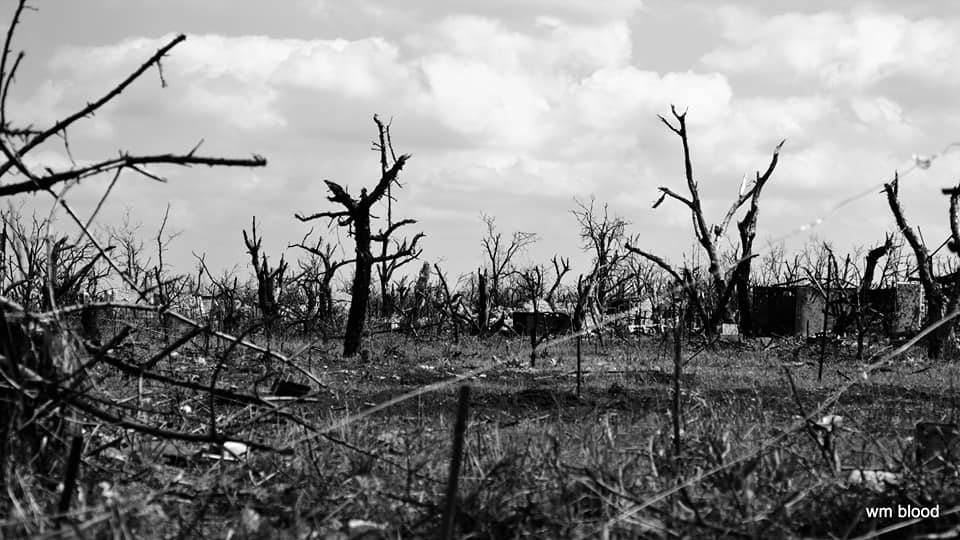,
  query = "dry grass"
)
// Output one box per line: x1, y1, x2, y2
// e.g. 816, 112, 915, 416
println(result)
3, 323, 960, 539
